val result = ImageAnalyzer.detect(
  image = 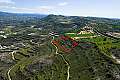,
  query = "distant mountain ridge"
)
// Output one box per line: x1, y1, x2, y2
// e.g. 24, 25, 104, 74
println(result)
0, 11, 120, 31
0, 11, 47, 17
0, 11, 47, 27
